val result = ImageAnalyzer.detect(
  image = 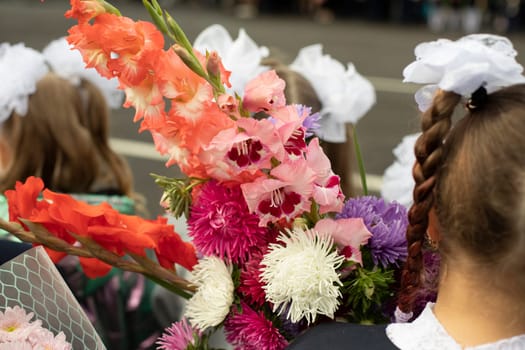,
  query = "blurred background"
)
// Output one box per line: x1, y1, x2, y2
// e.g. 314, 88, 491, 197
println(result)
1, 0, 525, 217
